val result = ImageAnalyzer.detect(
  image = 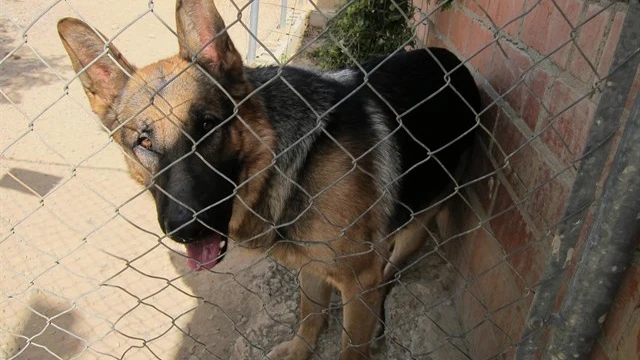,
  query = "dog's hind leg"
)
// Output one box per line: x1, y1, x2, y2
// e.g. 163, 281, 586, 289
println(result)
376, 211, 436, 341
268, 268, 331, 360
382, 206, 441, 283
